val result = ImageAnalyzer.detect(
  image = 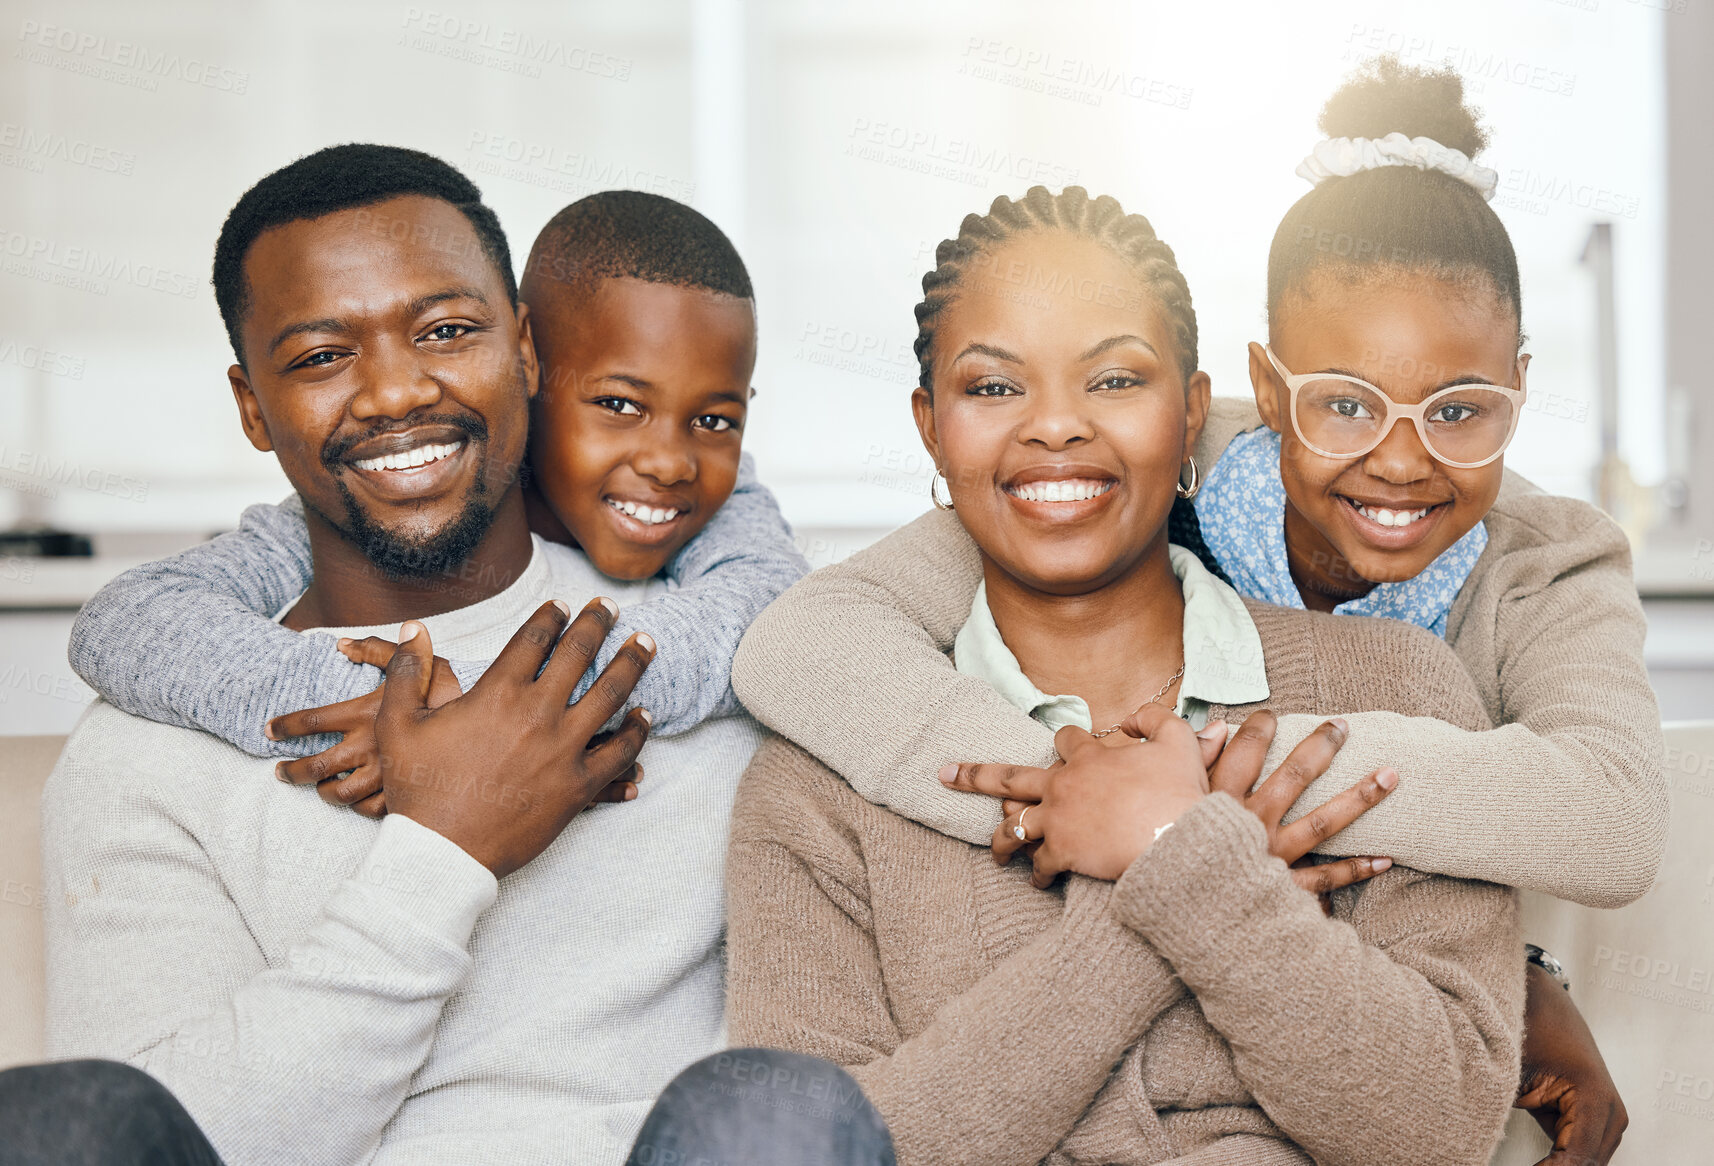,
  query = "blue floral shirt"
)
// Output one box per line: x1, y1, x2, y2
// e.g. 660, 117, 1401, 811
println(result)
1191, 427, 1487, 637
